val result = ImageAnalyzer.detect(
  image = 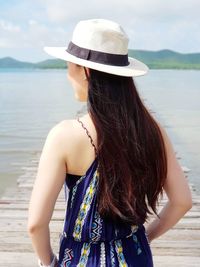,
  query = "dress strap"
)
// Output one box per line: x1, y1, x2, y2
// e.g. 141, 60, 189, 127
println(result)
77, 117, 98, 157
